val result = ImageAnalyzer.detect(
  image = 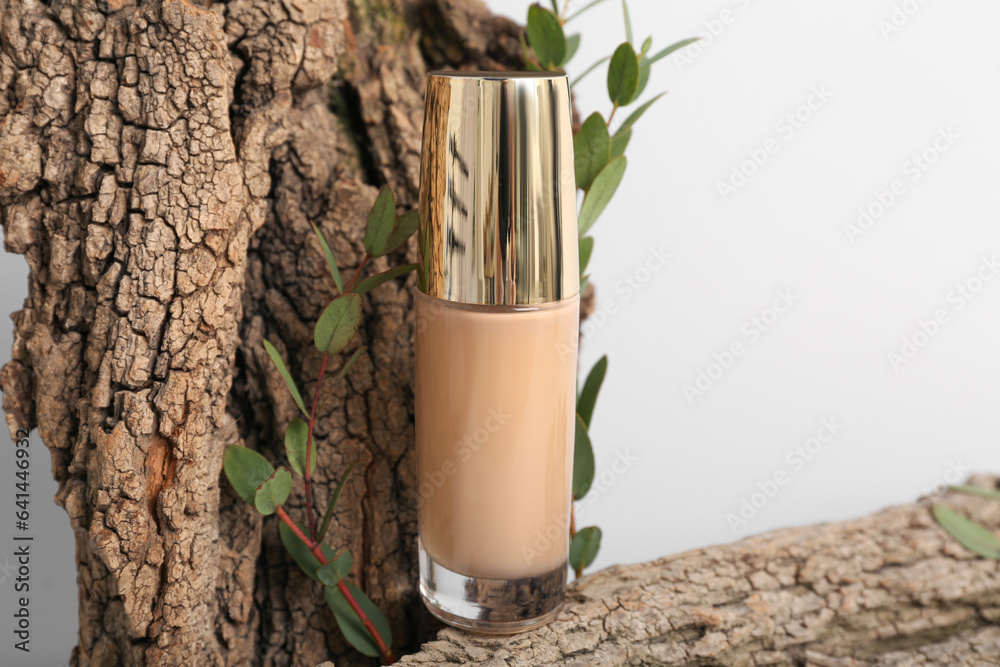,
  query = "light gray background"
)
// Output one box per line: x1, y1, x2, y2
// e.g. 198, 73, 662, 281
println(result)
3, 0, 999, 662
